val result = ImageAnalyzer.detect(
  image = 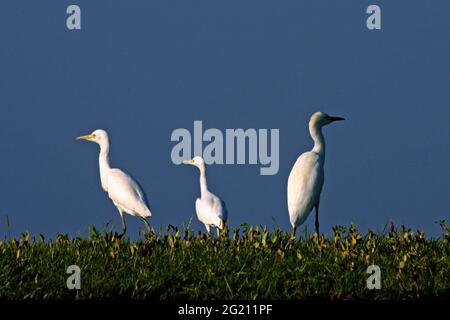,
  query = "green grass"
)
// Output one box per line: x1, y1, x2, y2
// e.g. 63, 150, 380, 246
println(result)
0, 223, 449, 300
